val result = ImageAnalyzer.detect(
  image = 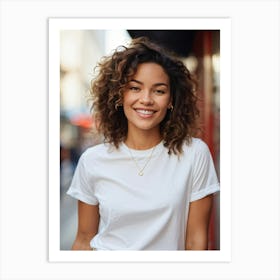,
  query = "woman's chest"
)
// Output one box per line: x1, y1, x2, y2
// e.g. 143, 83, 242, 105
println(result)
90, 155, 193, 218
